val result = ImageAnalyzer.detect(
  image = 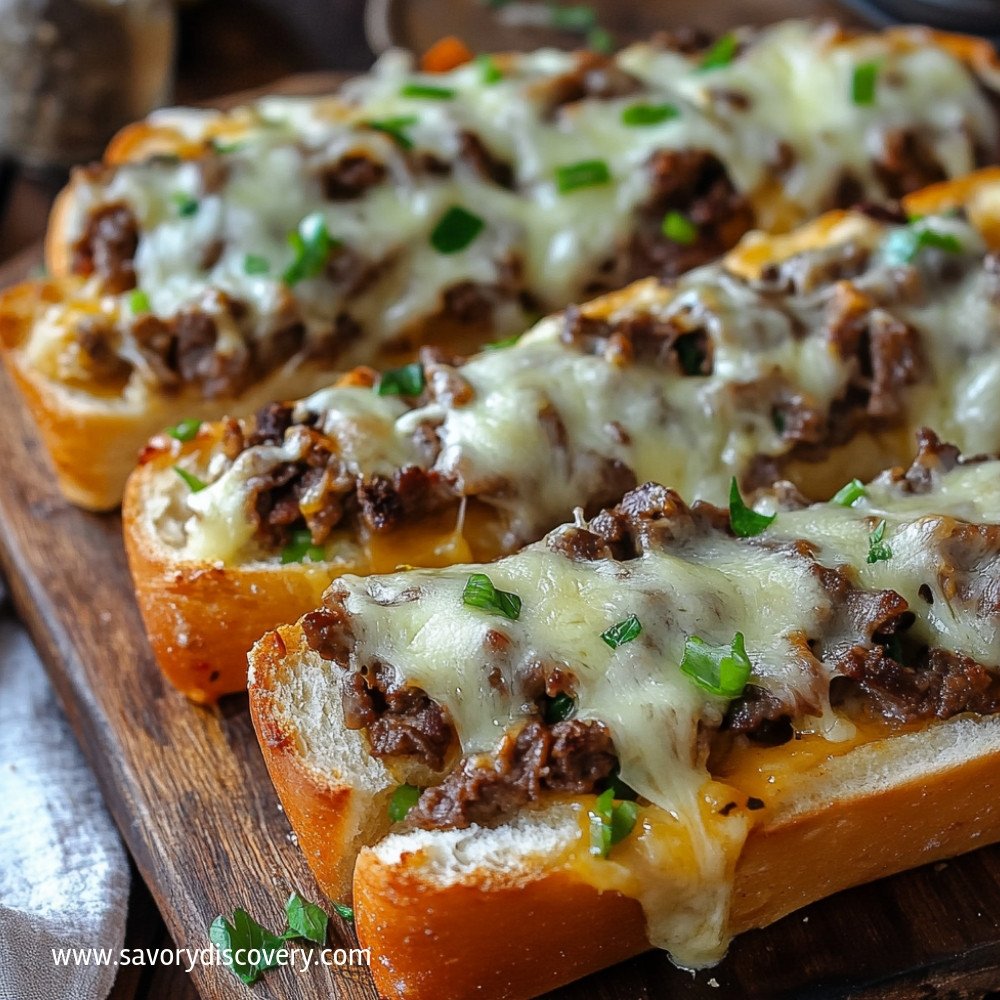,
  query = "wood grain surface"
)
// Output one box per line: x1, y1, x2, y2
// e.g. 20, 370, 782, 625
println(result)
4, 85, 1000, 1000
